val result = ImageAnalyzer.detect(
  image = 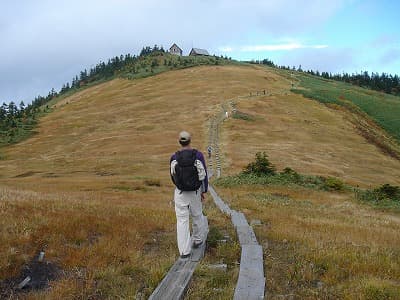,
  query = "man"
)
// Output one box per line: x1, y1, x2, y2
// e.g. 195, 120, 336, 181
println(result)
170, 131, 208, 259
207, 145, 212, 159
